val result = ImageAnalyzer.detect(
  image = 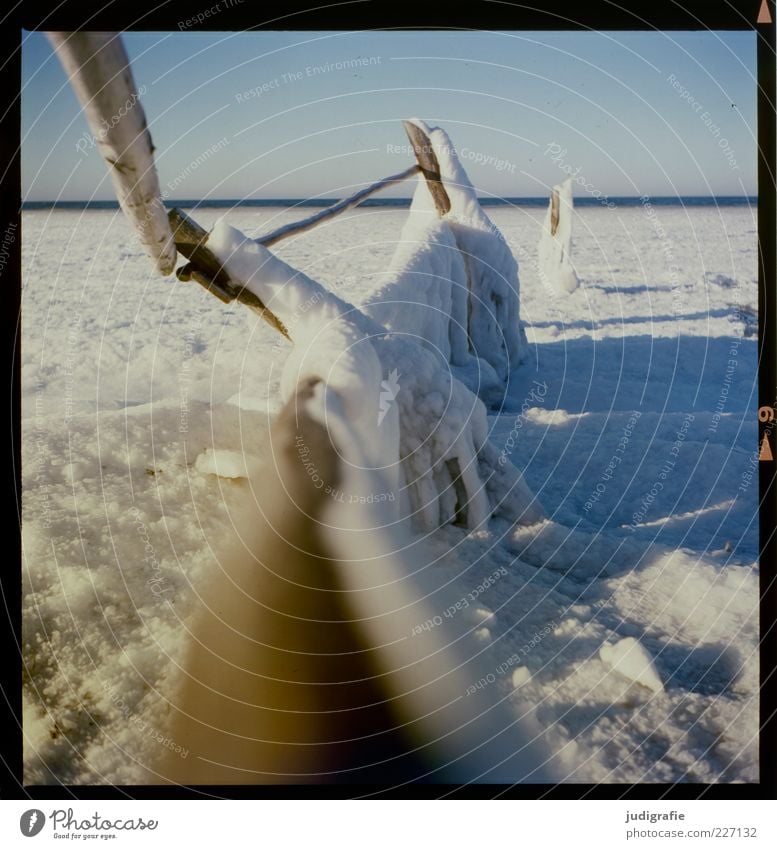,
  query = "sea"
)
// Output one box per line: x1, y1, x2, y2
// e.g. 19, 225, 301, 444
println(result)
22, 196, 757, 211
